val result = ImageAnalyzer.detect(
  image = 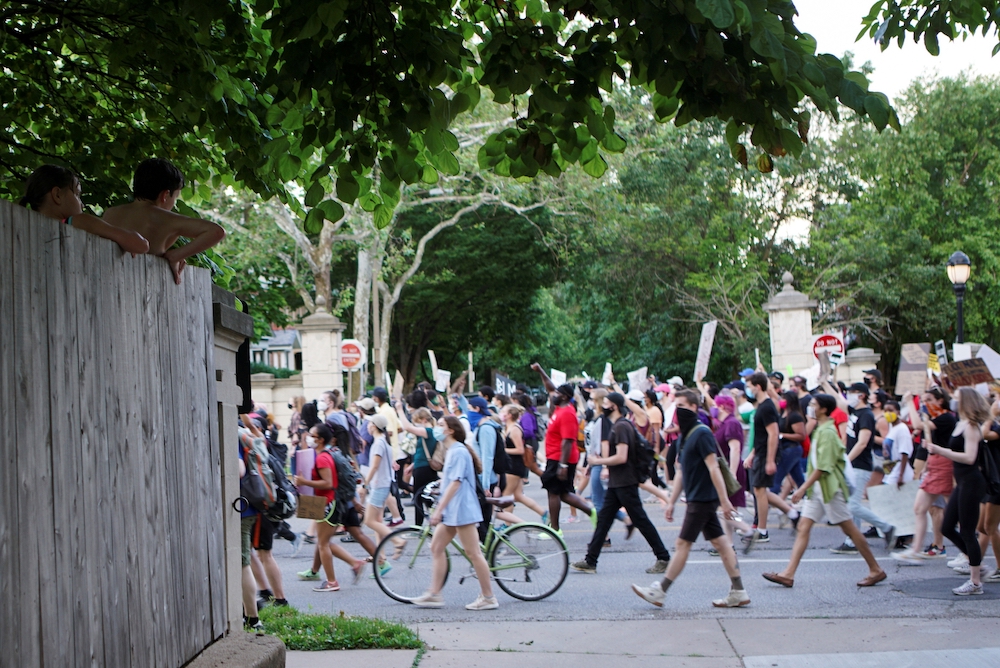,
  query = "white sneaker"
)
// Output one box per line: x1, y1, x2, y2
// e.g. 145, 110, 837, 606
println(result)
952, 580, 983, 596
983, 568, 1000, 583
953, 564, 971, 575
891, 550, 924, 566
465, 595, 499, 611
411, 592, 444, 608
631, 581, 665, 607
712, 589, 751, 608
947, 553, 969, 568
